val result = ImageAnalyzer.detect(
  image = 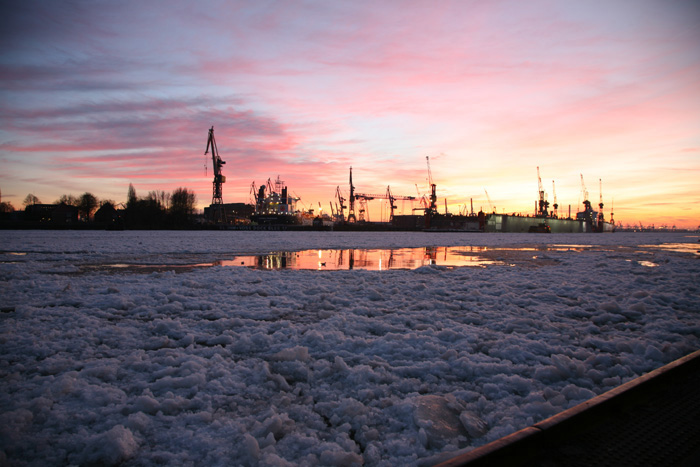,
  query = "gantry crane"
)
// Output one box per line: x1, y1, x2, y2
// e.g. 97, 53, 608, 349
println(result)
354, 186, 415, 222
552, 180, 559, 218
204, 126, 226, 223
